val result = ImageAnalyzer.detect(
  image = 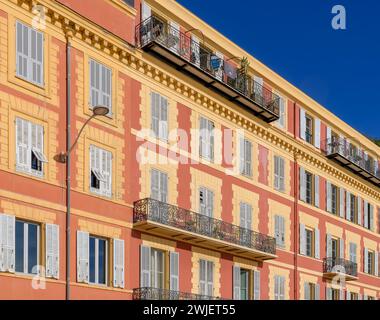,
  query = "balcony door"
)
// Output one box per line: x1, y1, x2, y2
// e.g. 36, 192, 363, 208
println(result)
199, 259, 214, 297
199, 187, 214, 236
150, 248, 165, 290
150, 169, 168, 221
240, 202, 252, 246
